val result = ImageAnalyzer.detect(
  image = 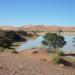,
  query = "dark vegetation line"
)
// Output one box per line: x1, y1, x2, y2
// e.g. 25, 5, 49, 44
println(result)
0, 30, 36, 51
